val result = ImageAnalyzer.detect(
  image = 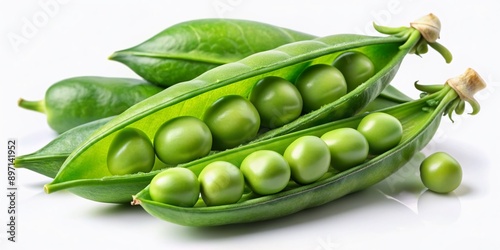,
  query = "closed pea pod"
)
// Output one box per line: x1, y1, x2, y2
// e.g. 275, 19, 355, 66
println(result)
109, 19, 316, 87
133, 68, 486, 226
45, 14, 452, 203
18, 76, 163, 133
